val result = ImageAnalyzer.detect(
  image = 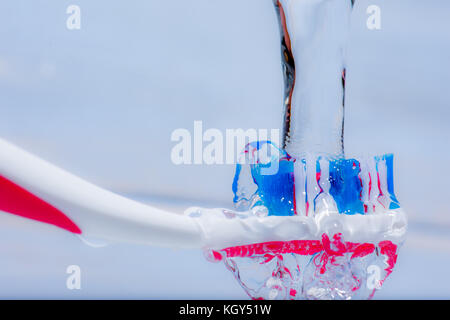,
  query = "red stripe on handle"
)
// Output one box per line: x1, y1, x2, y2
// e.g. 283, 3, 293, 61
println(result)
0, 175, 81, 234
